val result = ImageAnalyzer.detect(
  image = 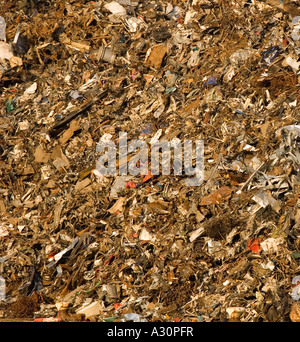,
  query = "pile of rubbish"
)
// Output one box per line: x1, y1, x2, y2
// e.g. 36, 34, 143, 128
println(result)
0, 0, 300, 322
